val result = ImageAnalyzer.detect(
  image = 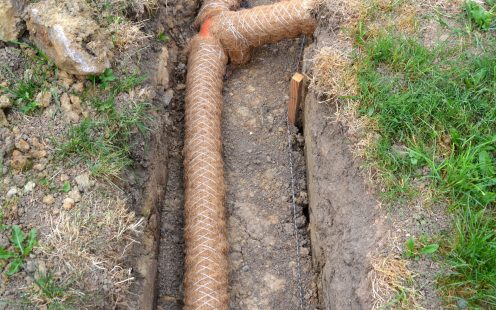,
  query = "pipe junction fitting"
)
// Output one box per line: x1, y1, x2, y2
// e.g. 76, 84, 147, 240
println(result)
183, 0, 316, 308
